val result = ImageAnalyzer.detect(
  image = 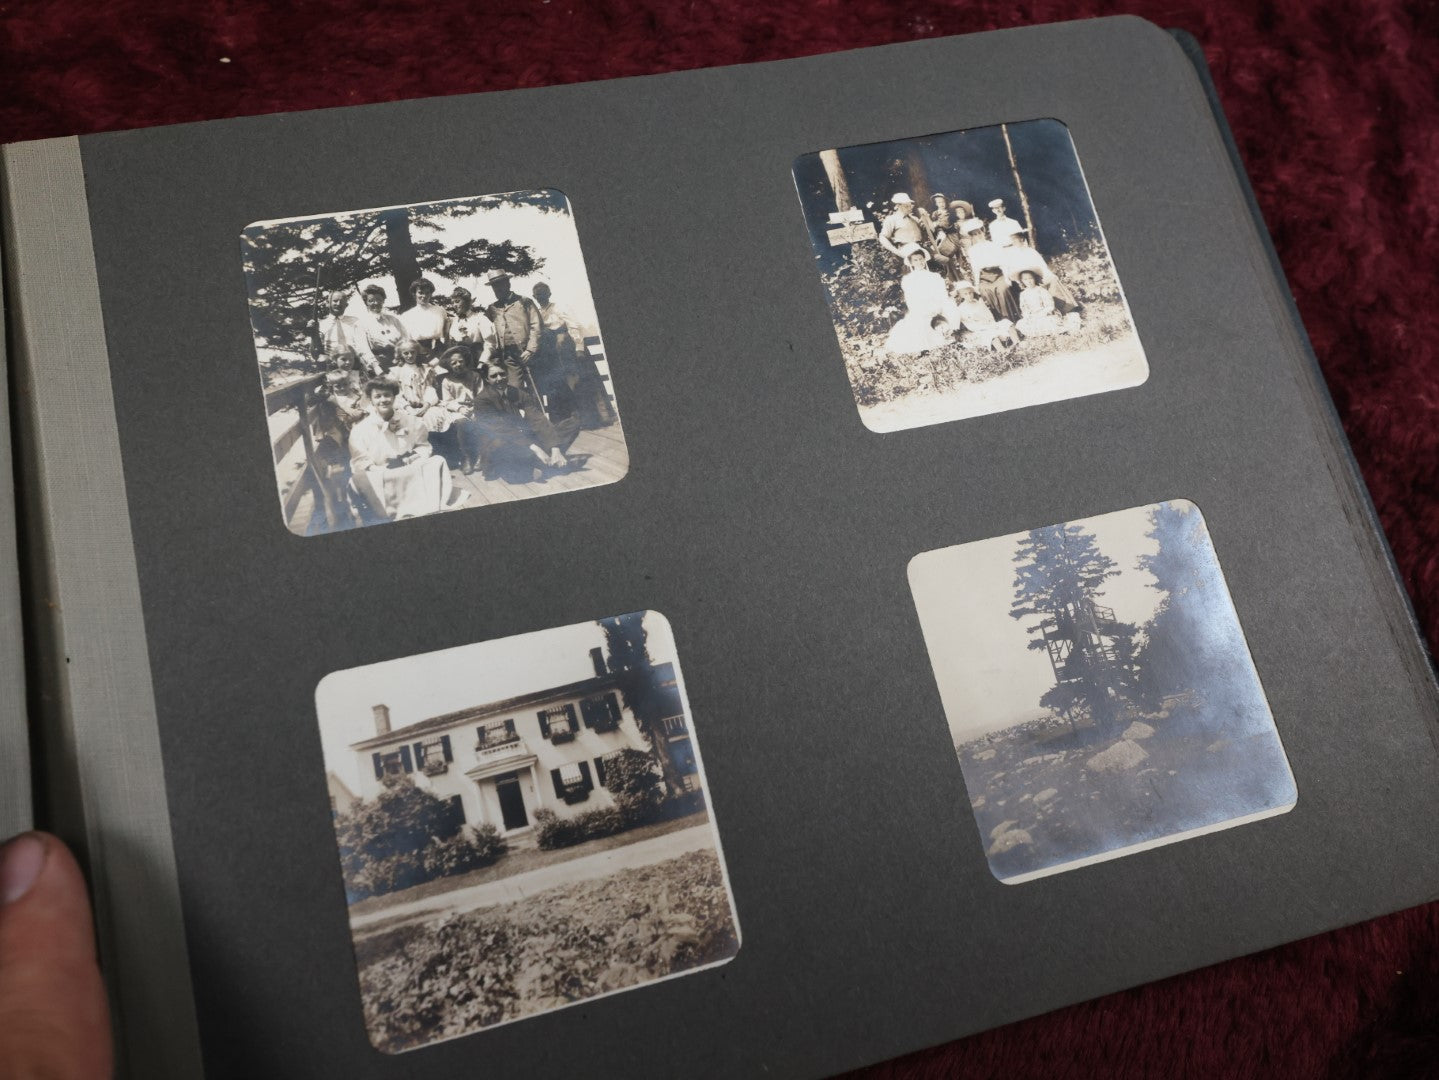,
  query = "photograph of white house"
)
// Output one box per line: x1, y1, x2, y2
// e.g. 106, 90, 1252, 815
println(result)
315, 611, 739, 1053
